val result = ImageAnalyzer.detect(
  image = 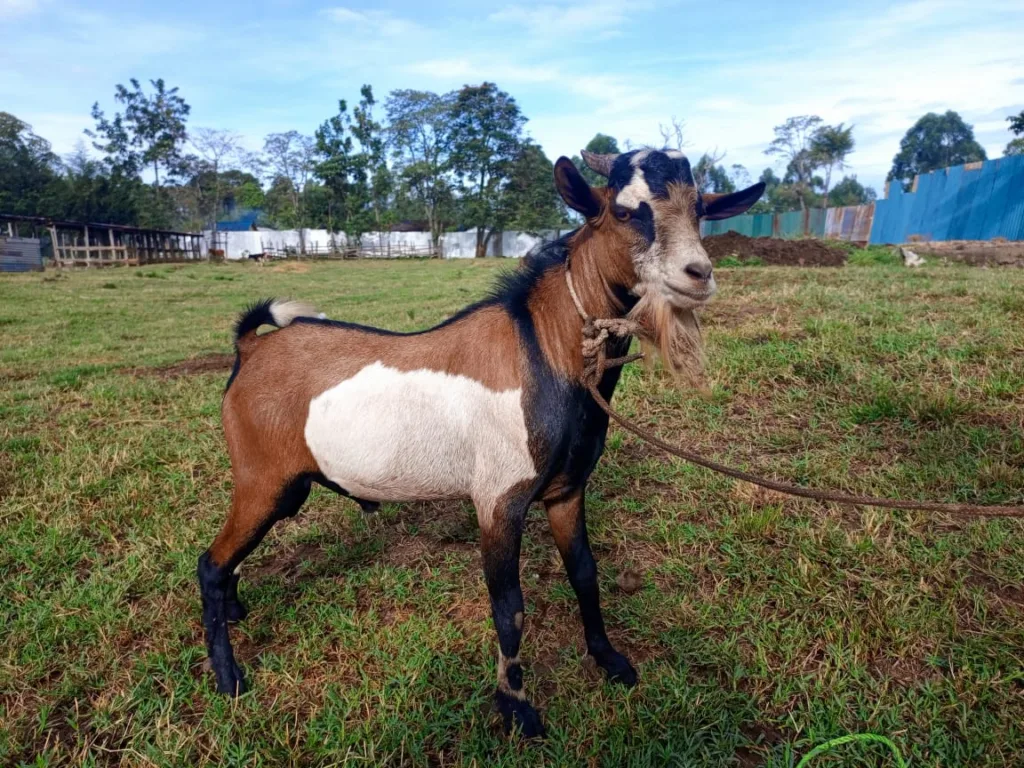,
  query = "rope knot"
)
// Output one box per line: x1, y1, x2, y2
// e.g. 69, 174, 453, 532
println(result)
580, 317, 642, 388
